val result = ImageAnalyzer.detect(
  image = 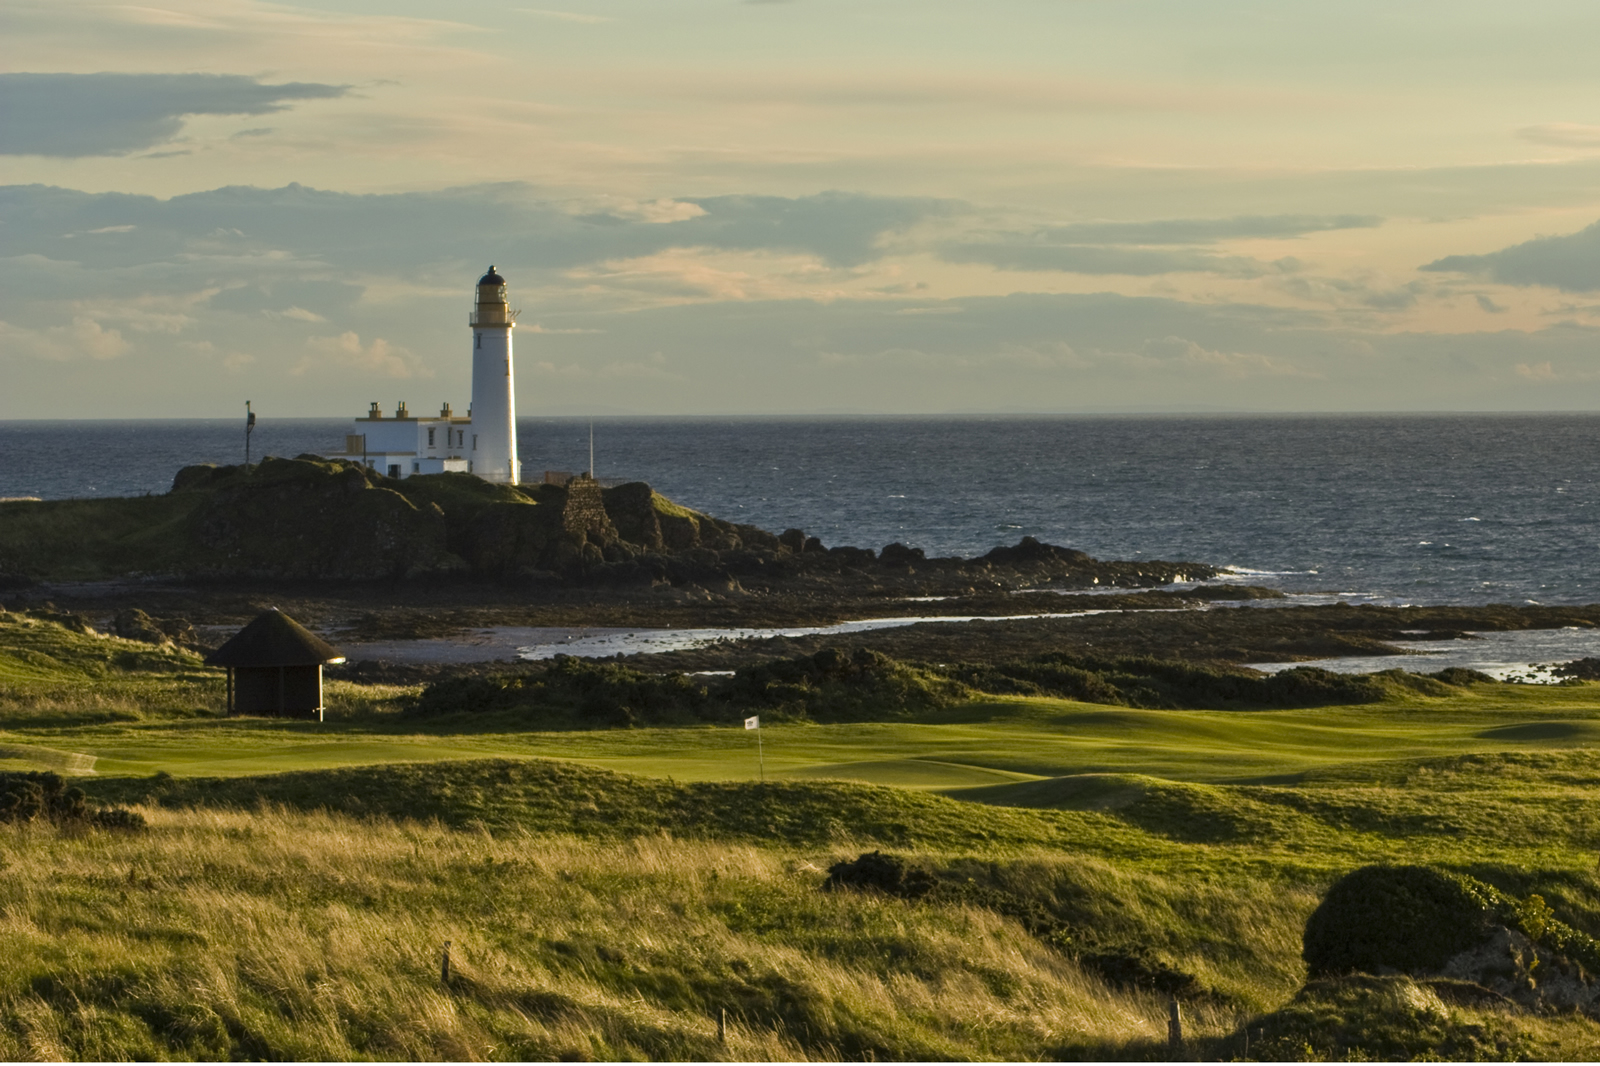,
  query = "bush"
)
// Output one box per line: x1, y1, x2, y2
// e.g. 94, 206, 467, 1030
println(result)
1302, 864, 1600, 980
411, 656, 710, 727
719, 648, 968, 722
1302, 865, 1497, 977
0, 772, 145, 831
948, 654, 1391, 710
823, 851, 936, 899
